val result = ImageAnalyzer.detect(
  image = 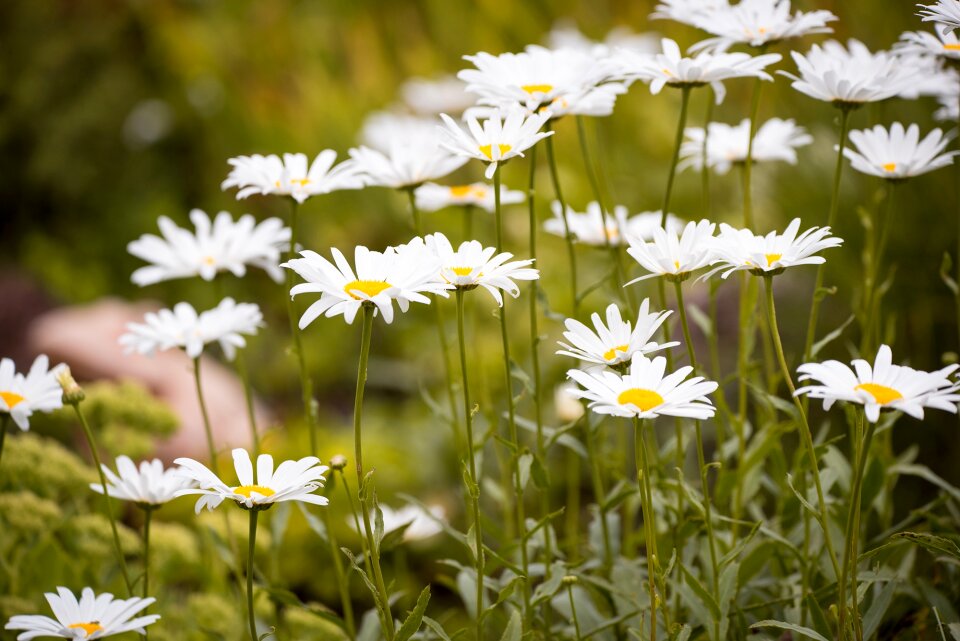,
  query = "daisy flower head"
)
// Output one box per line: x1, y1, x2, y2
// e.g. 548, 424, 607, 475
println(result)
546, 22, 661, 59
0, 355, 64, 431
566, 351, 718, 419
623, 211, 686, 243
349, 112, 468, 189
626, 219, 717, 283
650, 0, 730, 28
221, 151, 364, 204
352, 503, 446, 542
5, 586, 159, 640
689, 0, 837, 51
282, 242, 452, 326
175, 448, 329, 513
414, 182, 525, 213
544, 202, 683, 246
679, 118, 812, 175
615, 38, 781, 104
897, 28, 960, 63
128, 209, 291, 286
557, 299, 678, 368
842, 122, 958, 181
917, 1, 960, 35
458, 45, 624, 115
704, 218, 843, 279
401, 75, 477, 116
781, 39, 918, 107
91, 456, 195, 508
937, 92, 960, 121
796, 344, 960, 423
119, 298, 263, 360
438, 108, 553, 179
425, 232, 538, 306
